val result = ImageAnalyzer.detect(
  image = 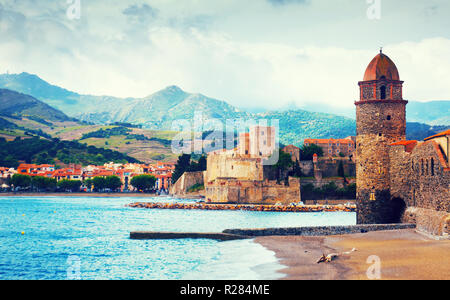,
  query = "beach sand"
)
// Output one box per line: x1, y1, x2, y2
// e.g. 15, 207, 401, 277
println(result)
256, 229, 450, 280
